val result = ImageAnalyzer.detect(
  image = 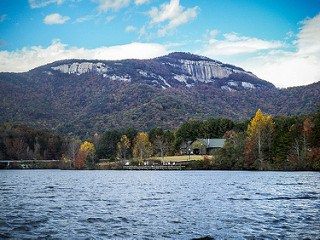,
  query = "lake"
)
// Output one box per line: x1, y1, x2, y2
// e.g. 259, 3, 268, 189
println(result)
0, 170, 319, 239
